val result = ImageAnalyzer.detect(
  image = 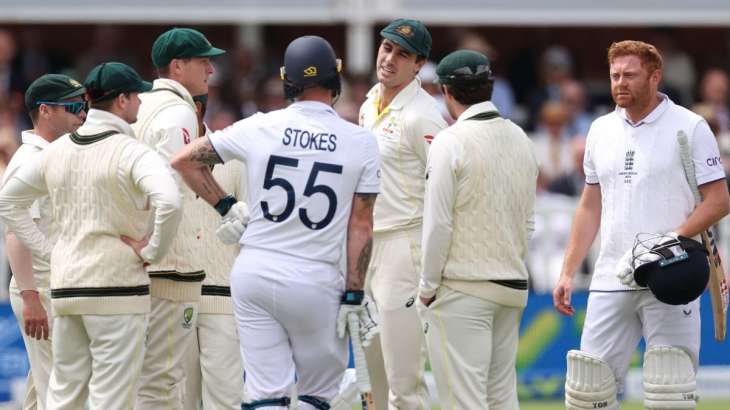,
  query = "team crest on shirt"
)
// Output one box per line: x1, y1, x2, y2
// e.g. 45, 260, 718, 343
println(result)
69, 79, 82, 88
182, 307, 194, 329
618, 150, 636, 184
423, 135, 434, 144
